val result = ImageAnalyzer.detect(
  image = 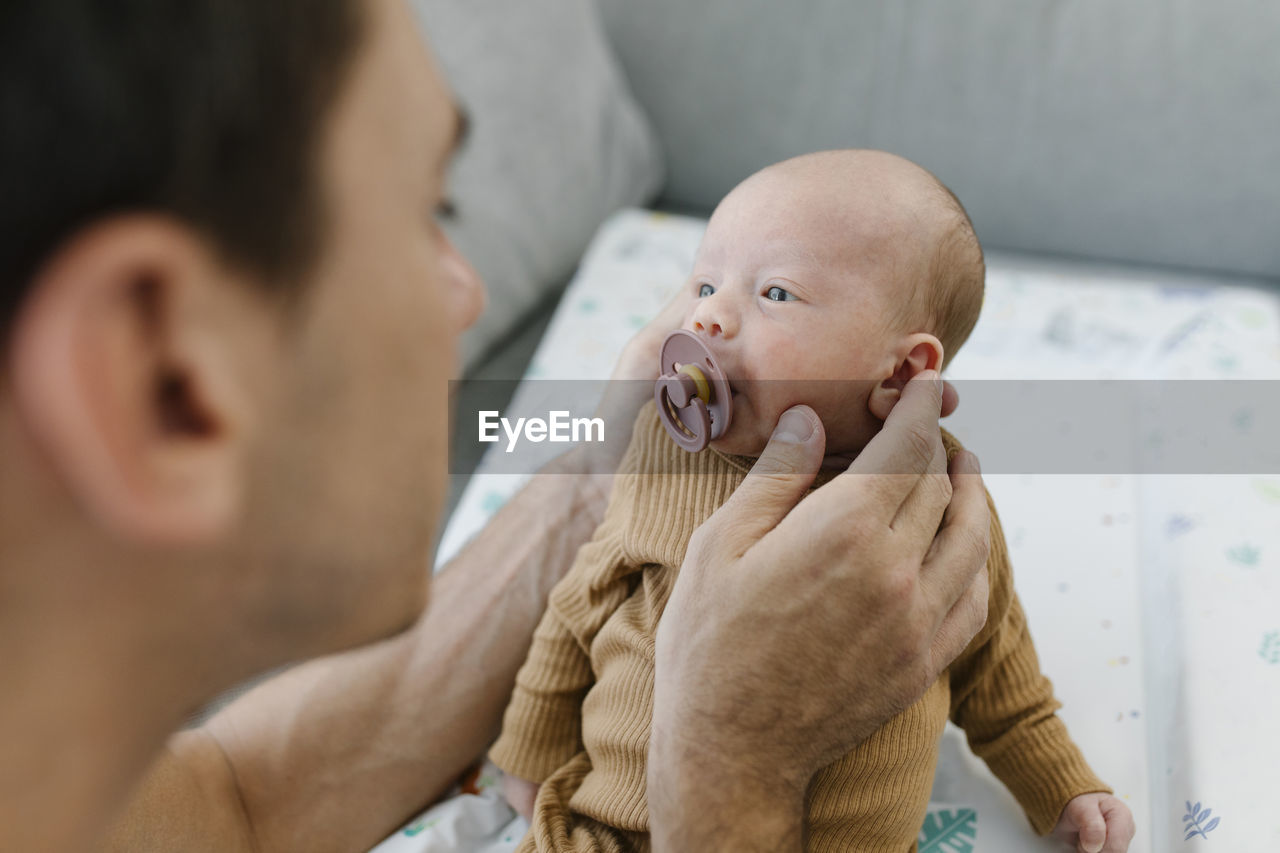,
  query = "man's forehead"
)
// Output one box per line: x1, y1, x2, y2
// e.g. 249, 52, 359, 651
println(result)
368, 0, 464, 154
